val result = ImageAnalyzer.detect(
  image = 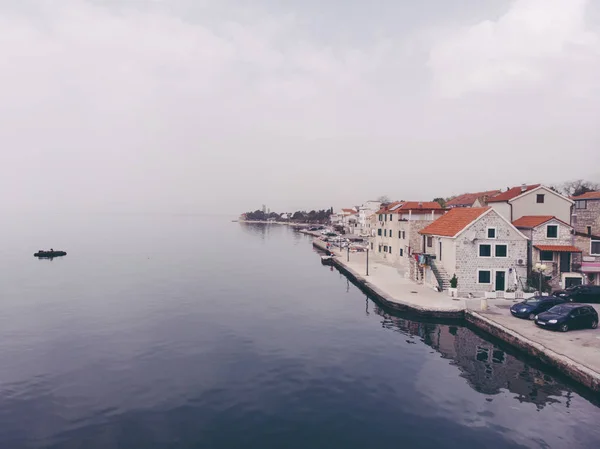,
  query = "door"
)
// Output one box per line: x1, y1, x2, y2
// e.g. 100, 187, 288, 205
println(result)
569, 309, 582, 329
580, 307, 594, 327
576, 286, 590, 302
495, 271, 506, 292
559, 252, 571, 273
565, 277, 582, 288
